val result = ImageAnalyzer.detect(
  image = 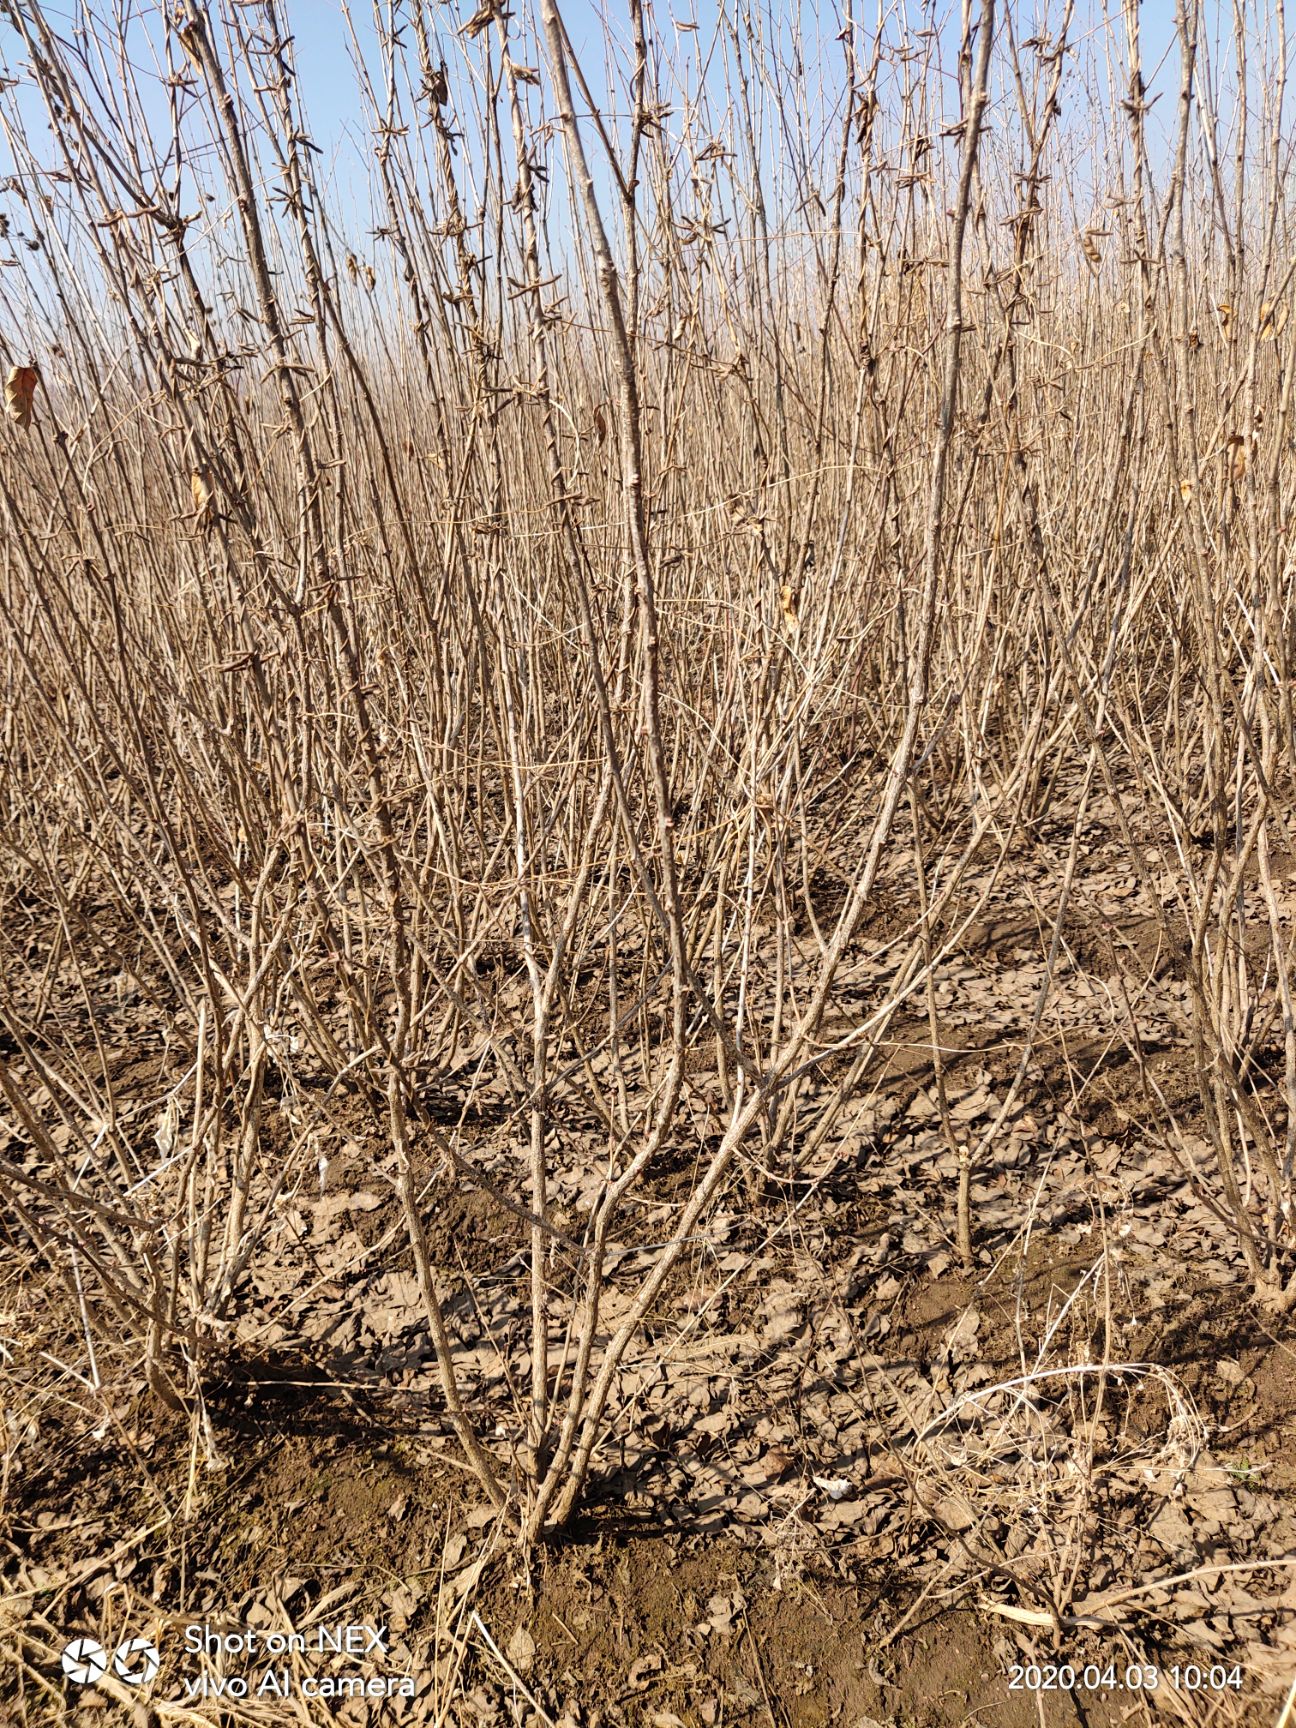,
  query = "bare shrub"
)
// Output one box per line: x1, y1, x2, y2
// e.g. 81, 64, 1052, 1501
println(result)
0, 0, 1294, 1551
